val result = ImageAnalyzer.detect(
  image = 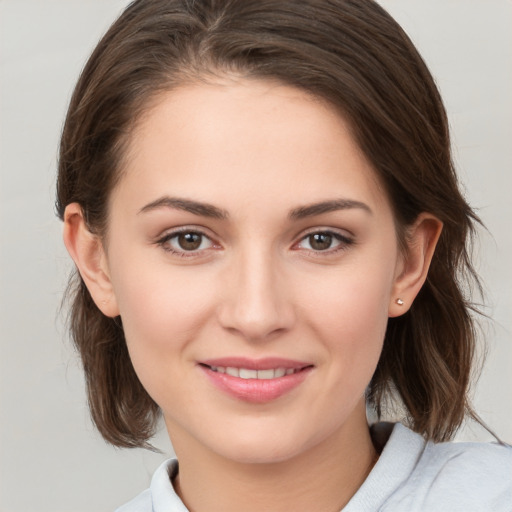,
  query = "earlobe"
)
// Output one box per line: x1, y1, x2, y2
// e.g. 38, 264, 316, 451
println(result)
389, 213, 443, 318
62, 203, 120, 318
